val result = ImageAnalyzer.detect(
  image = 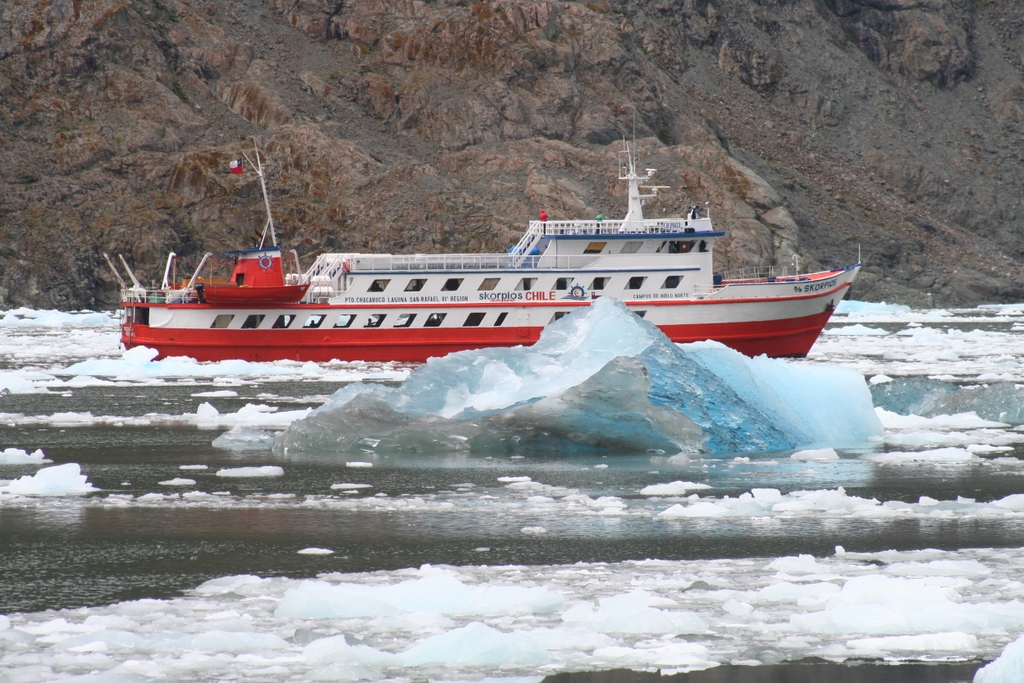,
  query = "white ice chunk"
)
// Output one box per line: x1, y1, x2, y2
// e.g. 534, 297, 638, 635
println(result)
766, 554, 832, 576
755, 582, 840, 606
214, 466, 284, 478
0, 448, 52, 465
640, 481, 712, 496
876, 409, 1008, 430
658, 502, 728, 518
790, 574, 1024, 635
975, 633, 1024, 683
561, 591, 708, 634
297, 548, 334, 555
275, 571, 564, 620
2, 463, 98, 495
400, 622, 549, 666
791, 448, 840, 462
836, 300, 911, 315
863, 448, 974, 465
884, 560, 990, 577
158, 478, 195, 486
304, 633, 400, 667
211, 426, 276, 450
847, 632, 978, 653
825, 324, 889, 336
